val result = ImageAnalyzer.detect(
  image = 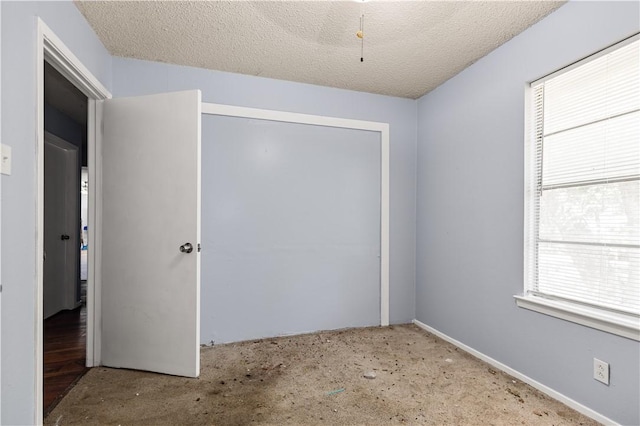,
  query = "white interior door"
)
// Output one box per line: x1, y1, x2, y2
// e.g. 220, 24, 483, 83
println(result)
101, 90, 201, 377
43, 132, 79, 319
